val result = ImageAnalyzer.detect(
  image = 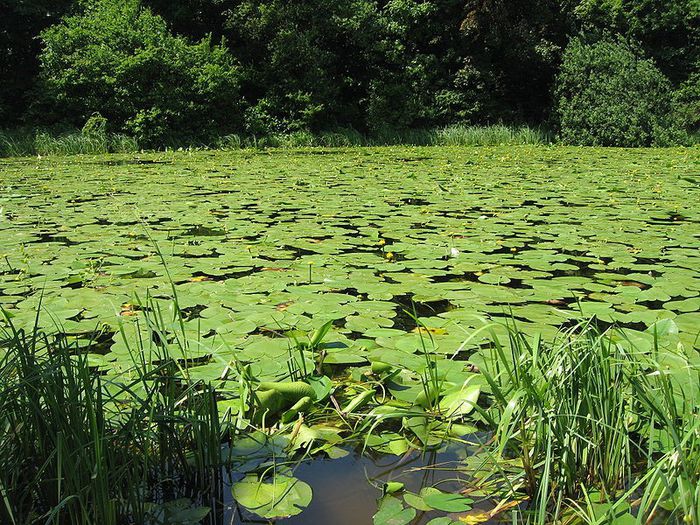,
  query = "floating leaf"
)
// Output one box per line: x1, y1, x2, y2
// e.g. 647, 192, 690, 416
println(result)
439, 379, 481, 418
383, 482, 405, 494
373, 495, 416, 525
421, 488, 474, 513
232, 474, 312, 519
